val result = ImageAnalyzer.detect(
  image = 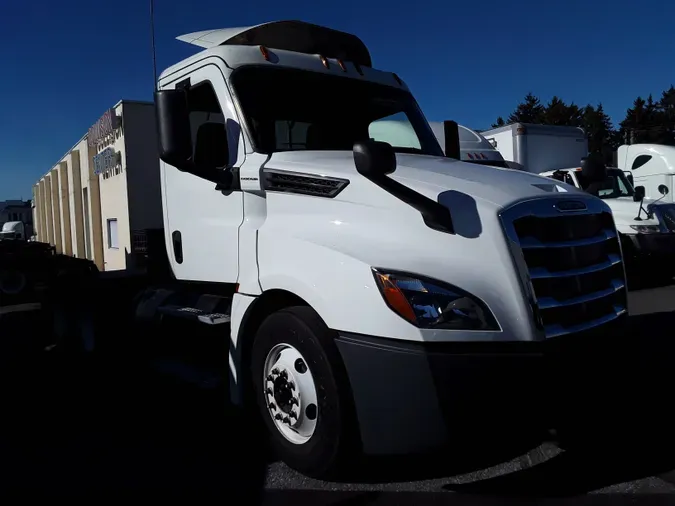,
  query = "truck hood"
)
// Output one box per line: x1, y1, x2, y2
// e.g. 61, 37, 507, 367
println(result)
267, 151, 586, 208
601, 196, 660, 230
